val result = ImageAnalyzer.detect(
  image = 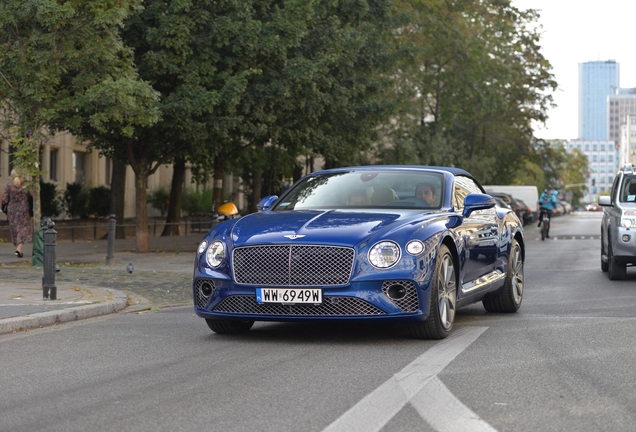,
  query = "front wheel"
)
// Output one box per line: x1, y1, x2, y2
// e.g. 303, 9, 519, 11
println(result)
206, 319, 254, 334
483, 239, 523, 313
541, 220, 548, 241
408, 244, 456, 340
607, 241, 627, 280
601, 231, 608, 272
